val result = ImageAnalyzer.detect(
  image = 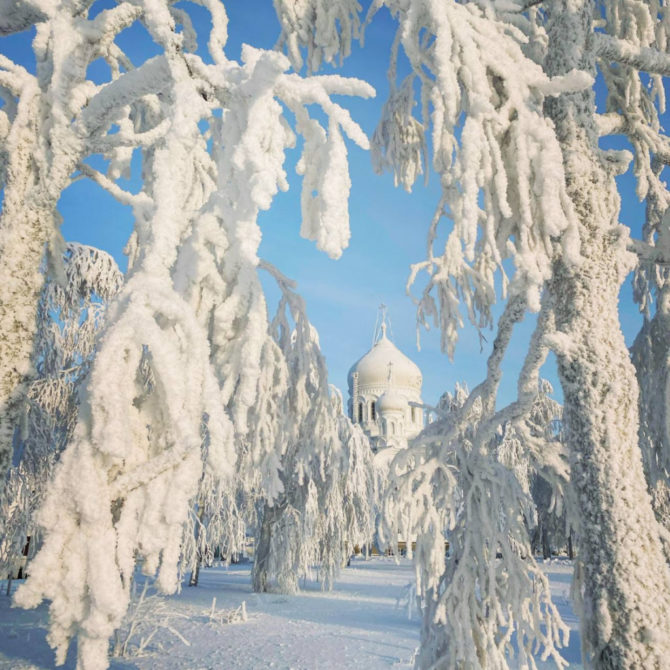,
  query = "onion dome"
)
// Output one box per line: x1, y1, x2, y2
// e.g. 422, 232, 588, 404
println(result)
377, 389, 407, 414
348, 323, 422, 391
